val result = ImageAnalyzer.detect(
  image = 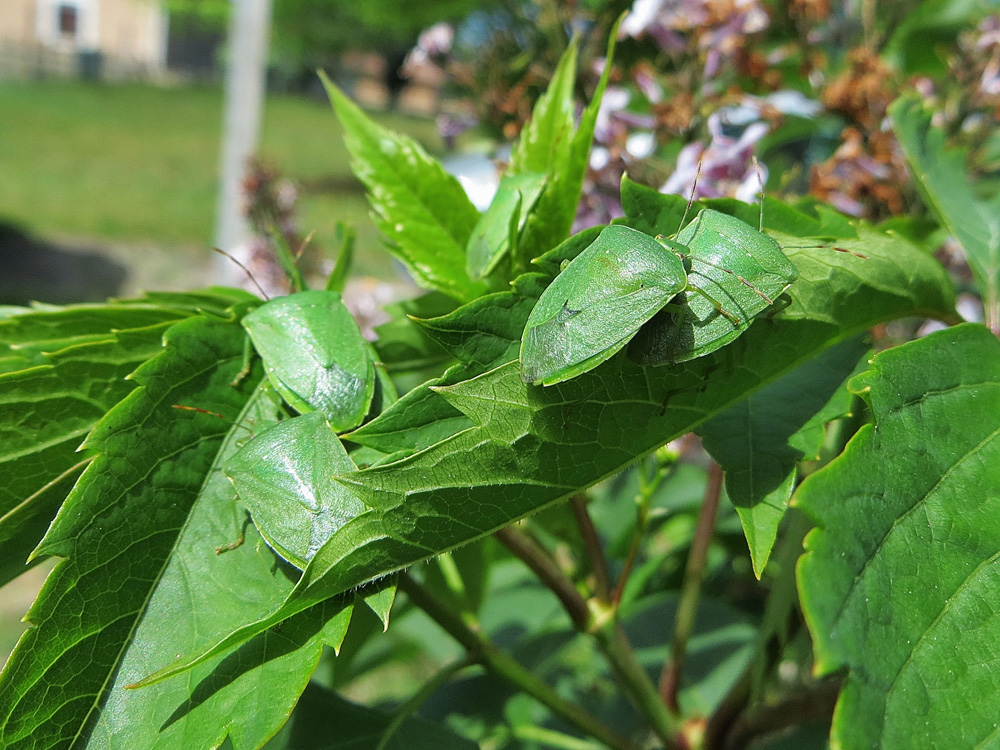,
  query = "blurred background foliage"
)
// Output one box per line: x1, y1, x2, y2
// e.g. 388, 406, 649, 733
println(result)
3, 0, 997, 303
